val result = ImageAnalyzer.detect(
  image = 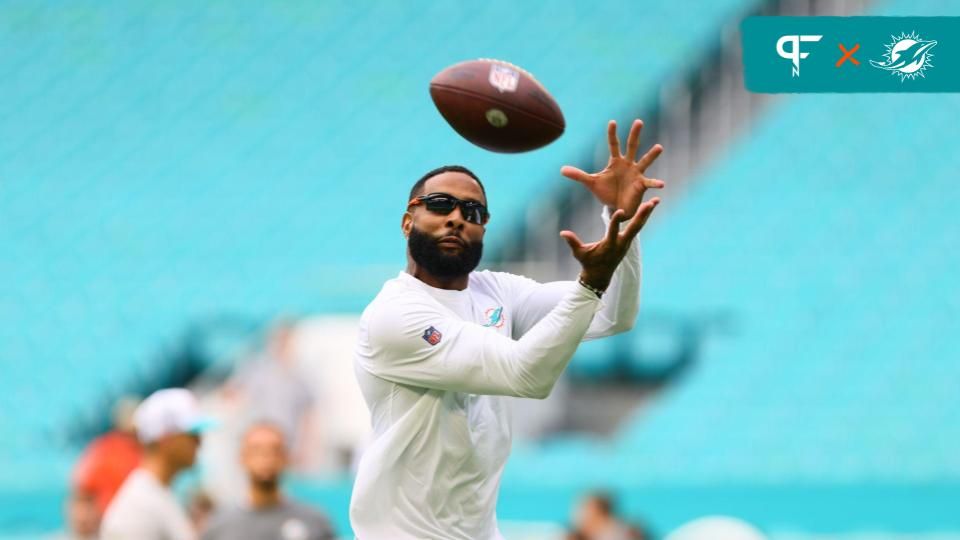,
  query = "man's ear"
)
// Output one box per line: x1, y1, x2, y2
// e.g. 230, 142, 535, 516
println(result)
401, 212, 413, 239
